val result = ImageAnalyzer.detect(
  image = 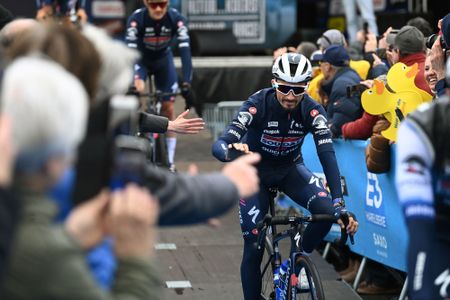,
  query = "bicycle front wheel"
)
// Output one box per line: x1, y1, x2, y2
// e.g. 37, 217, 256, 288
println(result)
288, 256, 325, 300
260, 236, 276, 300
